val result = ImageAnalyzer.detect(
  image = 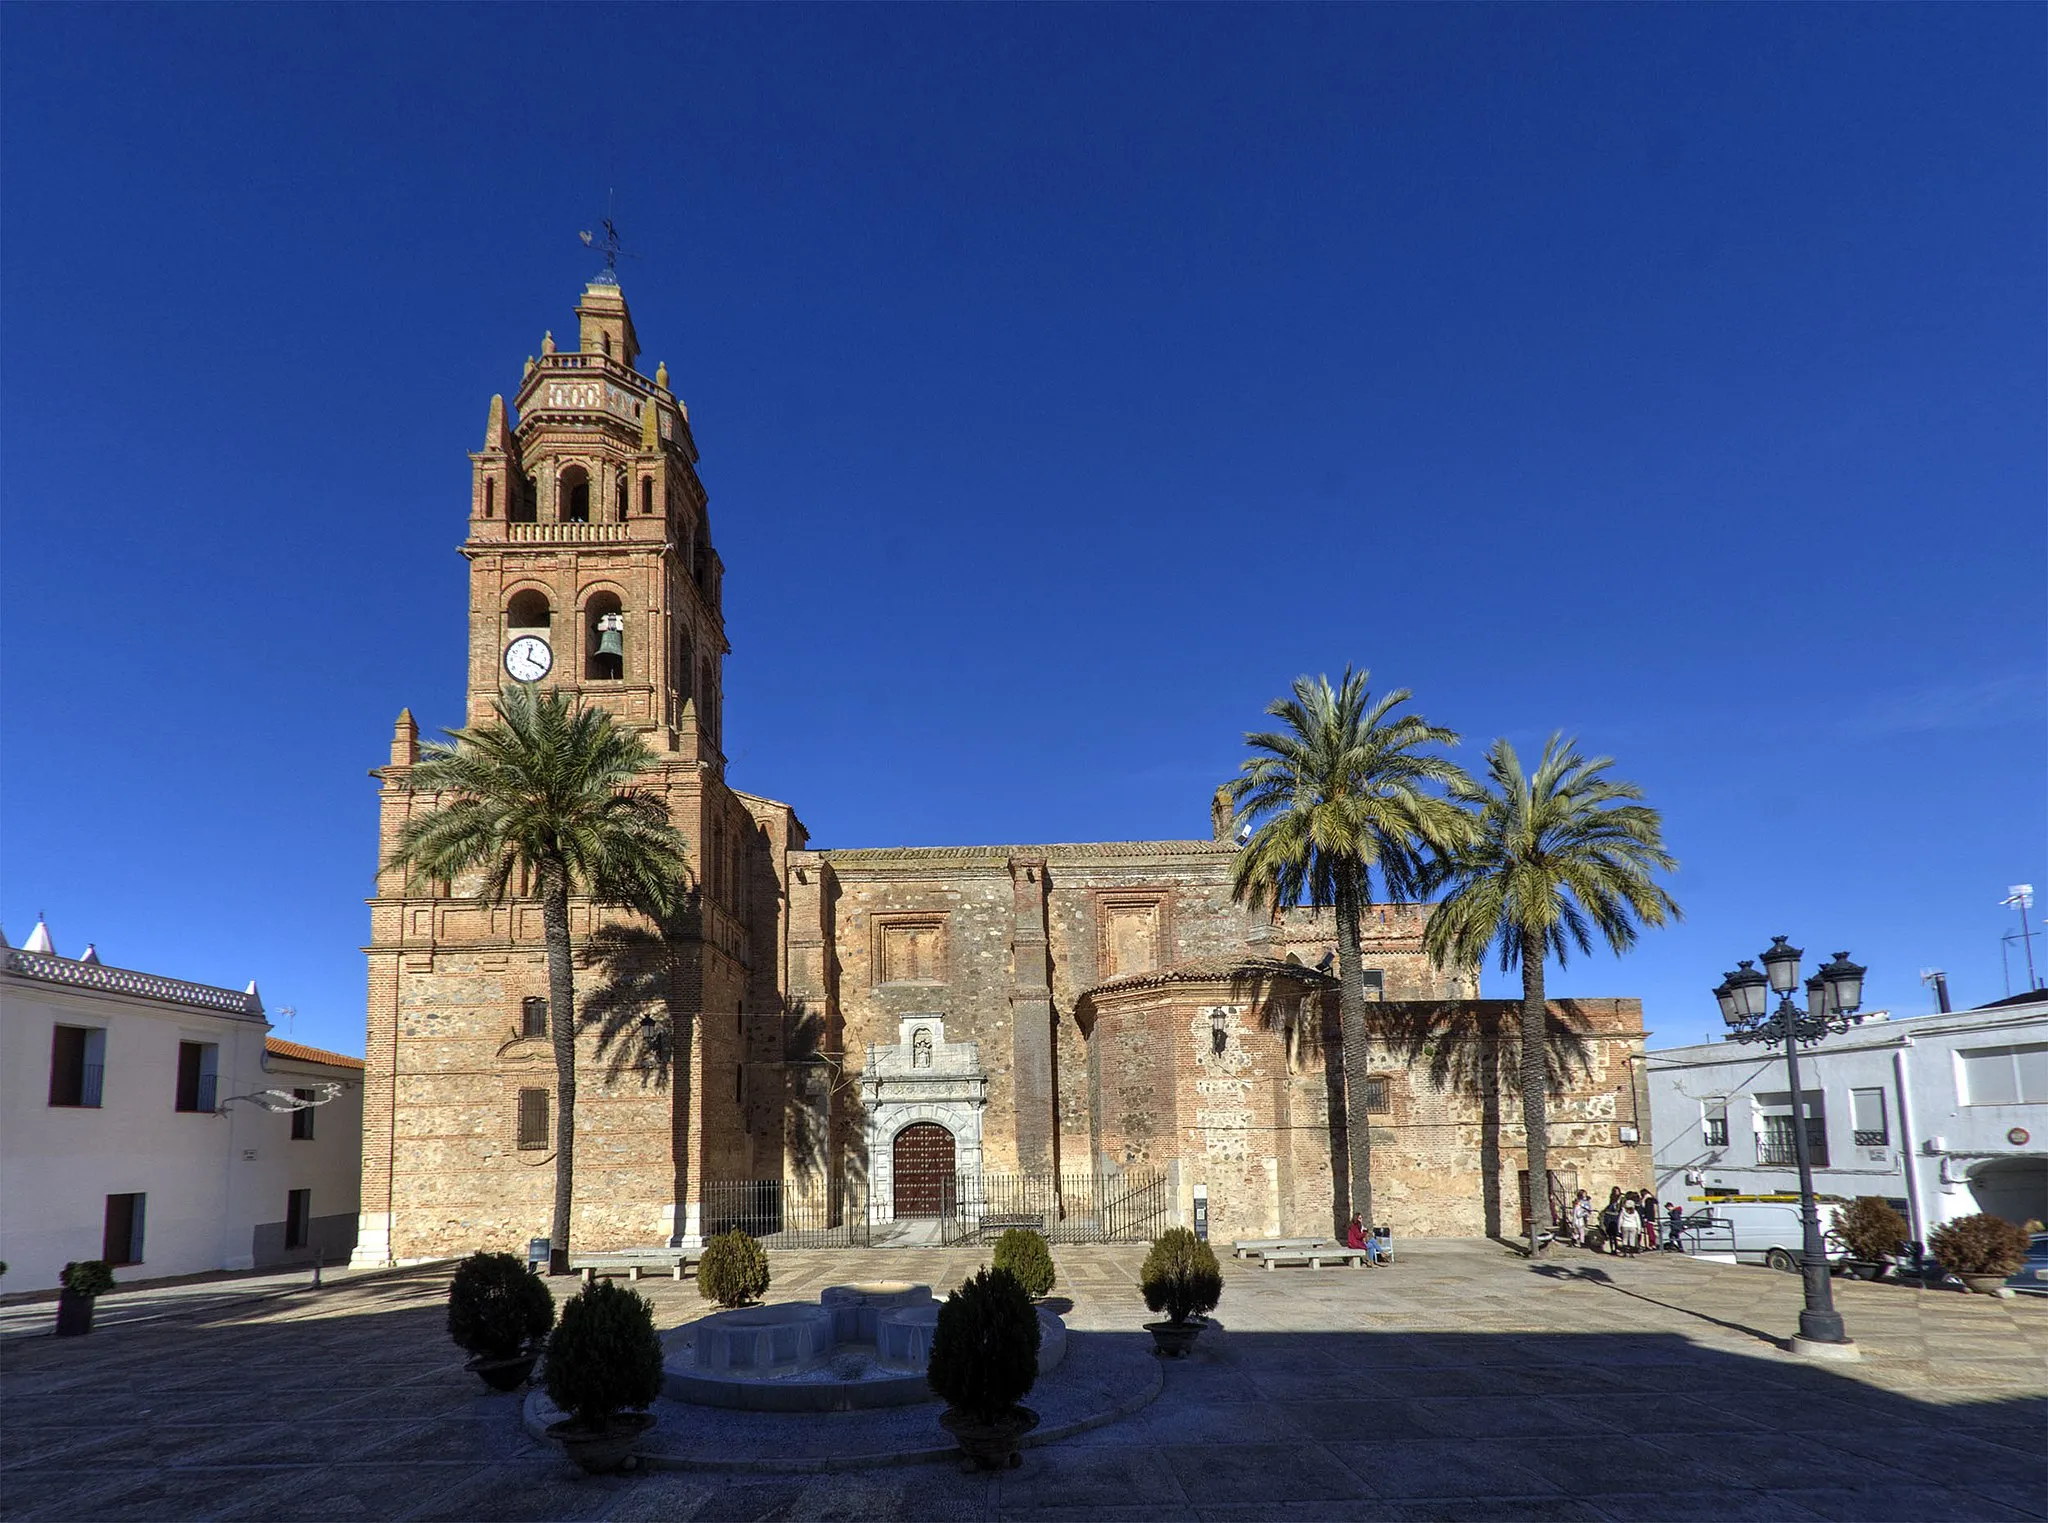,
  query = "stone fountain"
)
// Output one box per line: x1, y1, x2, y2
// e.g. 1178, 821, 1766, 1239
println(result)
662, 1281, 1066, 1413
